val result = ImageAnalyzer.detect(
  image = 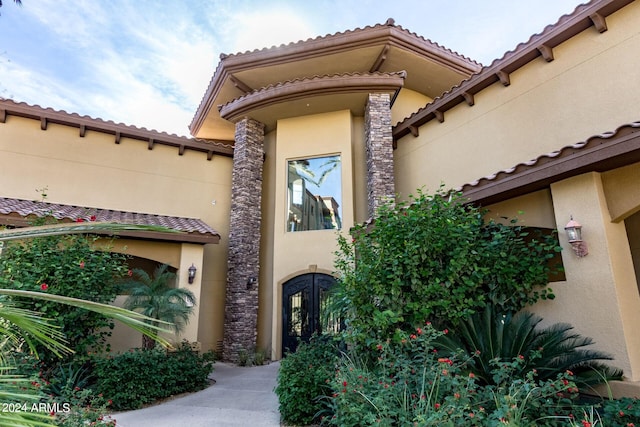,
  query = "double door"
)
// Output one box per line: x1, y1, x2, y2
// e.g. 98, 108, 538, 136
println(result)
282, 273, 339, 354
